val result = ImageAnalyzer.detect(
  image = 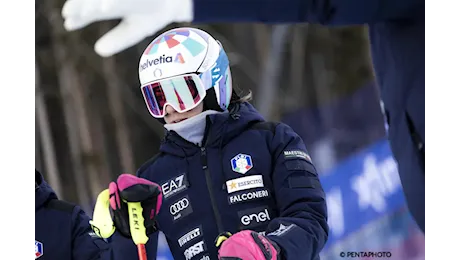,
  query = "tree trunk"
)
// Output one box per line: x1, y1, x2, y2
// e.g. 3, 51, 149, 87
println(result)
256, 25, 291, 120
100, 25, 136, 174
252, 24, 270, 66
45, 0, 94, 211
285, 25, 309, 112
32, 63, 62, 197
